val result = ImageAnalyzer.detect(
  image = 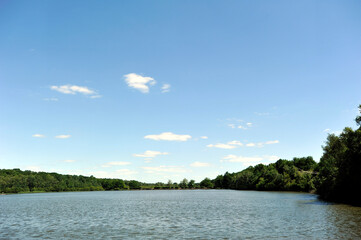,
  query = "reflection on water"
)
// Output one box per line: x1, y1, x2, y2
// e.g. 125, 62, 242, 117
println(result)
1, 190, 361, 239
